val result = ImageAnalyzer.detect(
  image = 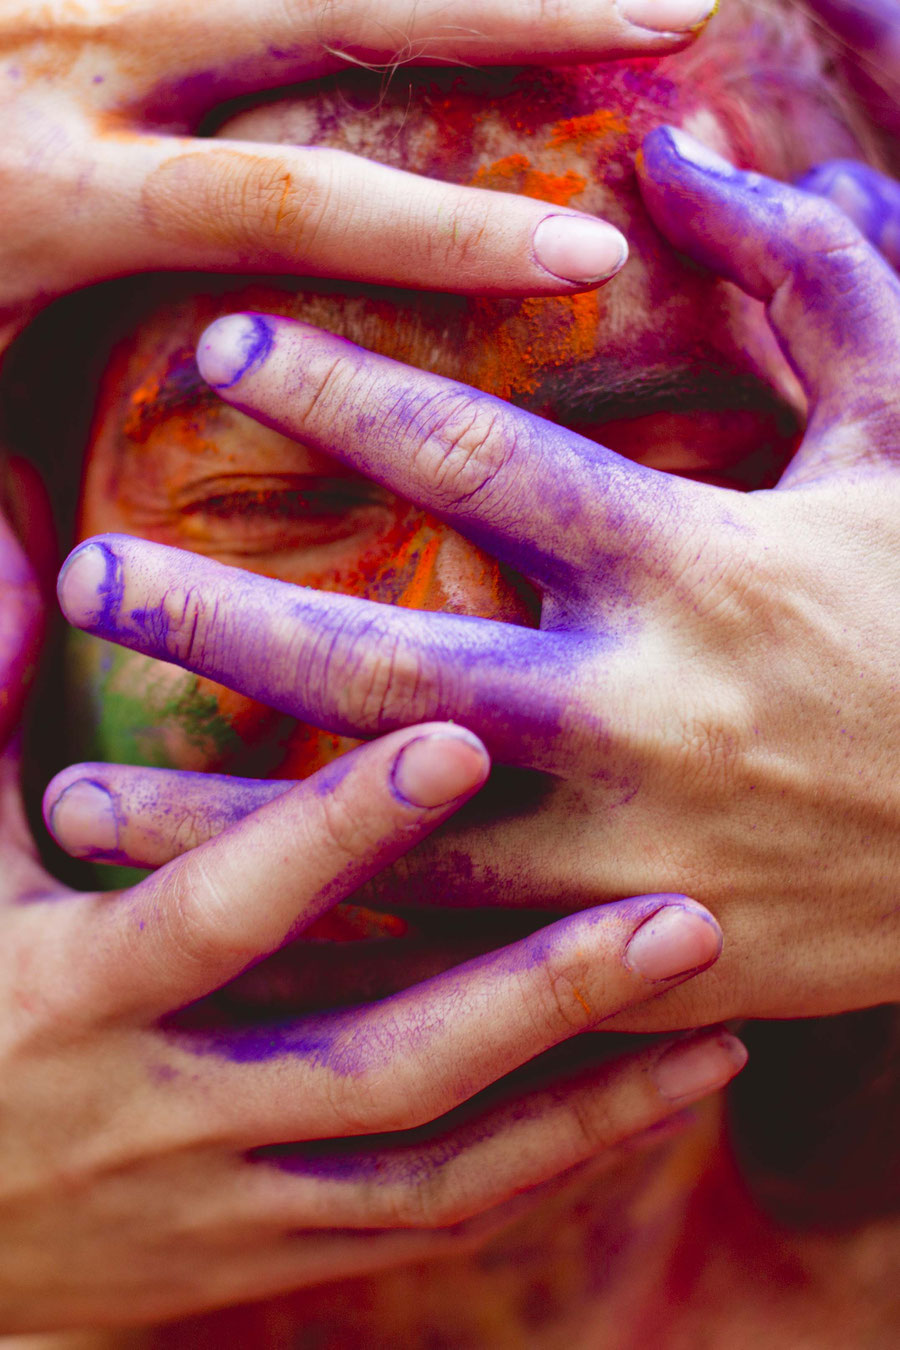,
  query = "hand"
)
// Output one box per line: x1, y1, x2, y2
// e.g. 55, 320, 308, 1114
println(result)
0, 0, 718, 354
5, 715, 737, 1327
54, 127, 900, 1029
